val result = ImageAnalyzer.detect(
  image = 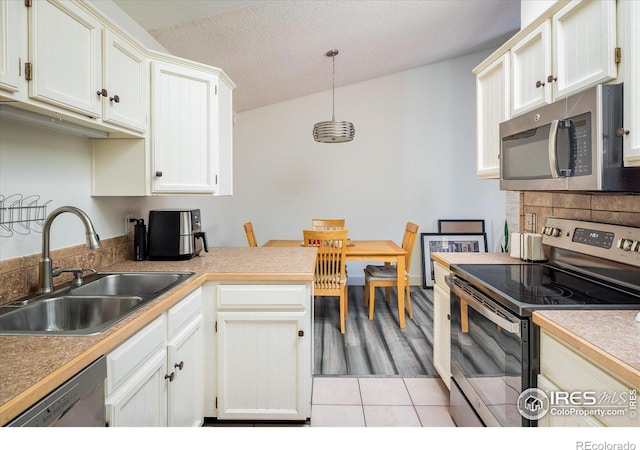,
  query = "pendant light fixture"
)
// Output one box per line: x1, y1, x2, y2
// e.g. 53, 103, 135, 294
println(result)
313, 49, 355, 143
